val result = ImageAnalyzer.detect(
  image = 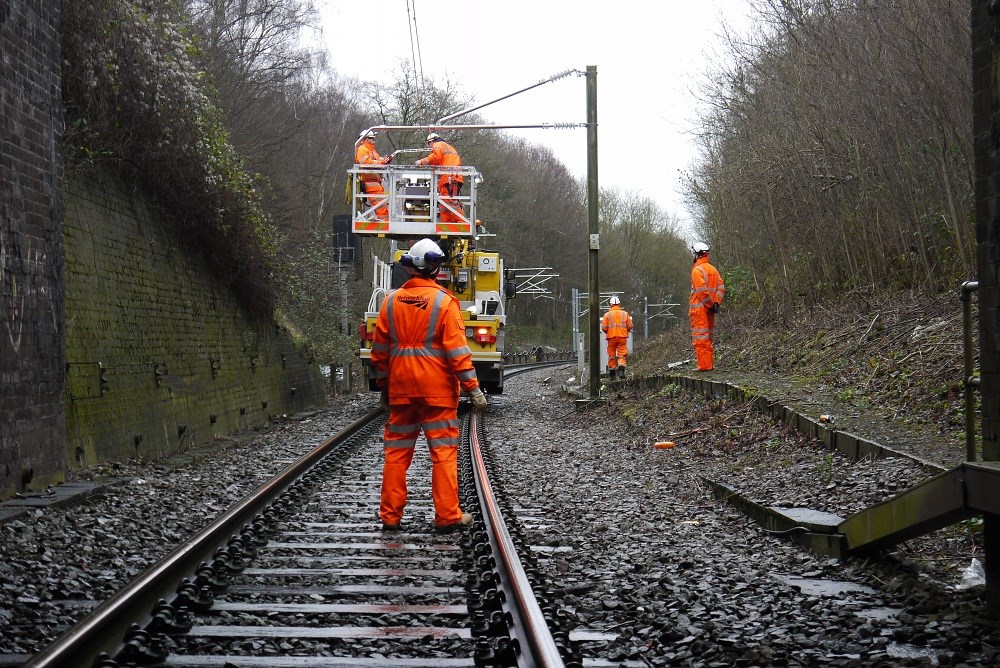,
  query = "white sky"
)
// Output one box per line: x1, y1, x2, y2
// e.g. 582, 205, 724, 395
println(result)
318, 1, 755, 233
